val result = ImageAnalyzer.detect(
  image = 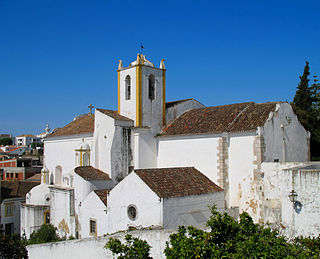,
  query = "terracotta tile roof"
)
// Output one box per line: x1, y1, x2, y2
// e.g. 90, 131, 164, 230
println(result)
94, 189, 112, 206
135, 167, 222, 198
96, 109, 133, 122
17, 134, 36, 137
1, 180, 40, 199
162, 102, 278, 136
25, 173, 41, 182
48, 114, 94, 137
74, 166, 111, 181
